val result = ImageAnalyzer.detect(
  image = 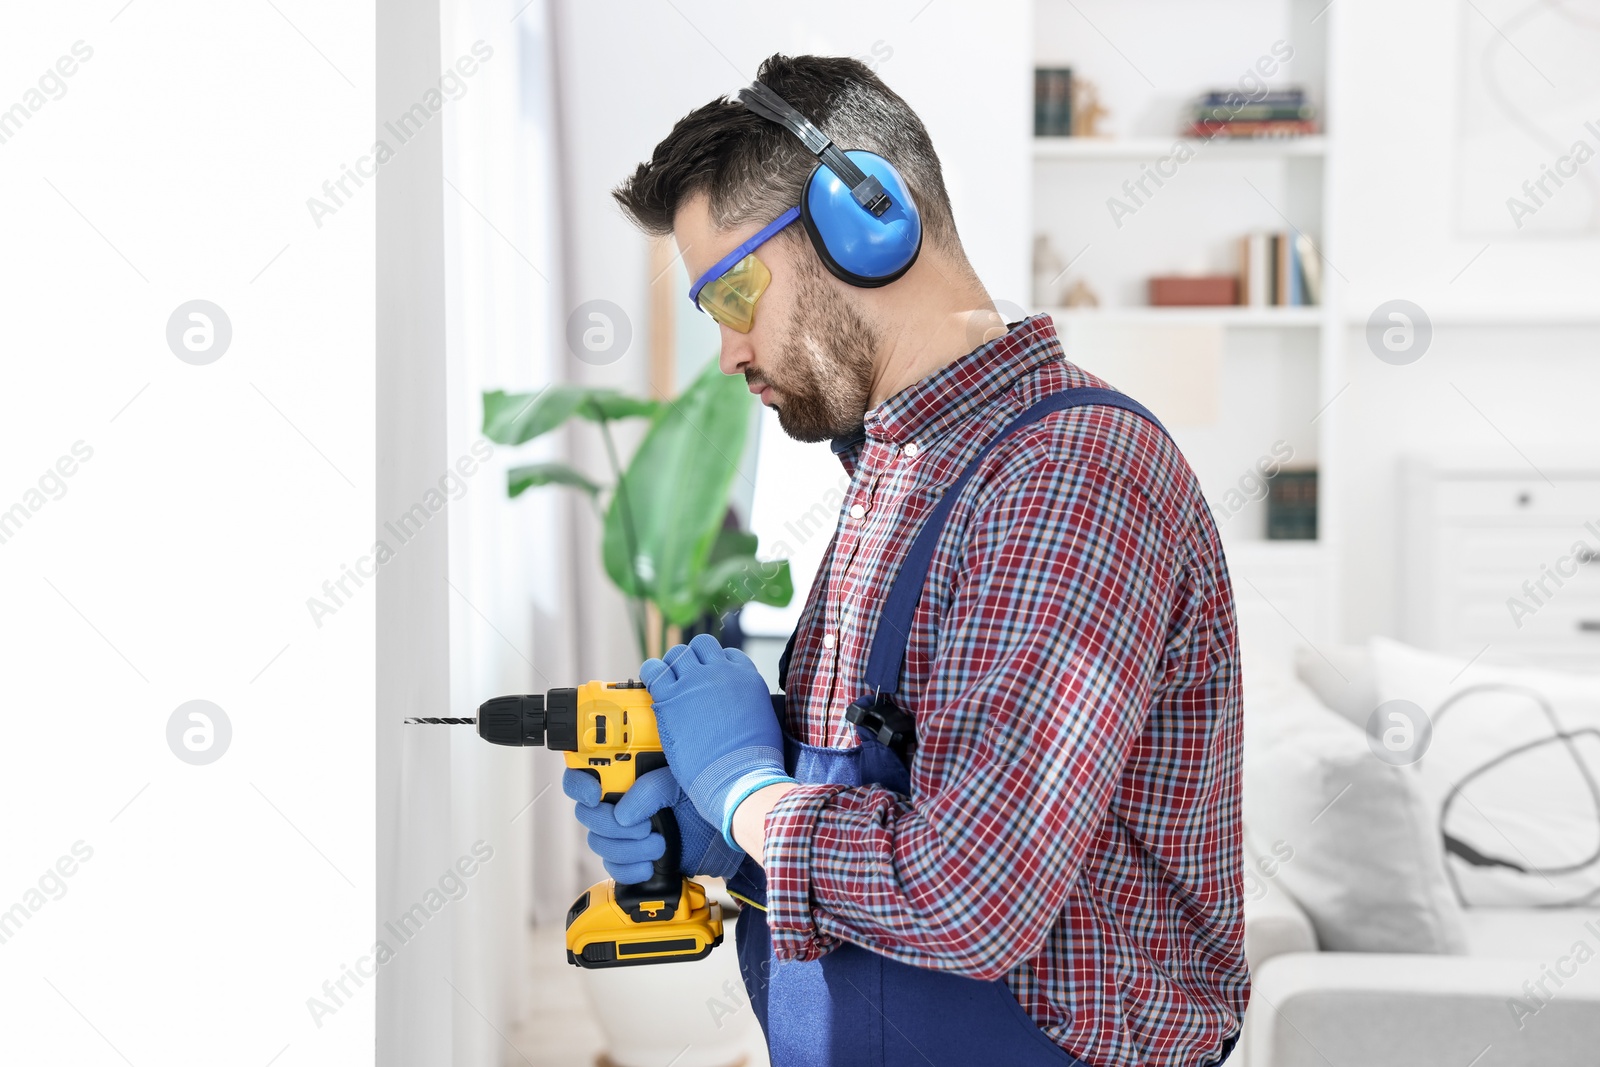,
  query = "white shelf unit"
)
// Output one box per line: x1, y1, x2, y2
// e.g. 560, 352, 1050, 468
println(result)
1048, 306, 1323, 328
1033, 135, 1328, 160
1031, 0, 1343, 642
